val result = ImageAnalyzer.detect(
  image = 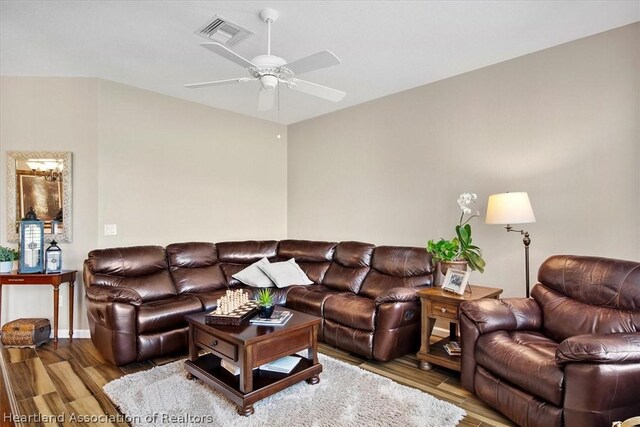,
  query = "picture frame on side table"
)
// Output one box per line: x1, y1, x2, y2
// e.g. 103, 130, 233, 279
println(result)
441, 268, 470, 295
